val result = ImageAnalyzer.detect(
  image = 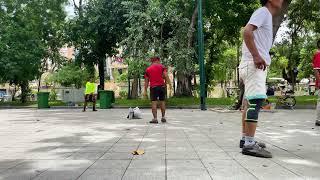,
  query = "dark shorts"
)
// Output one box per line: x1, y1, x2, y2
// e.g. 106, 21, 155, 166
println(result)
150, 86, 166, 101
85, 94, 96, 102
